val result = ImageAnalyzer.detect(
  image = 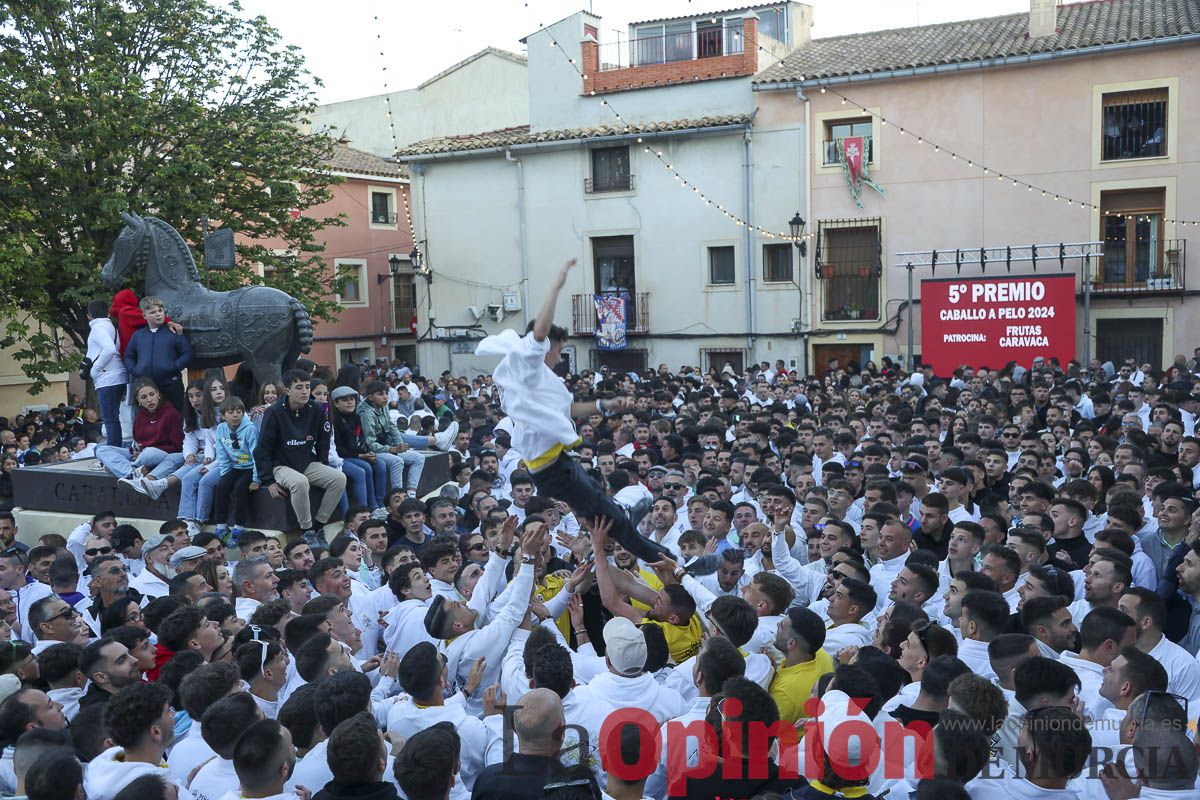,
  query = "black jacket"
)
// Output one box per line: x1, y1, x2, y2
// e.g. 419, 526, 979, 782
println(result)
313, 781, 399, 800
331, 408, 368, 459
679, 757, 804, 800
78, 682, 115, 710
253, 397, 332, 484
471, 754, 561, 800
